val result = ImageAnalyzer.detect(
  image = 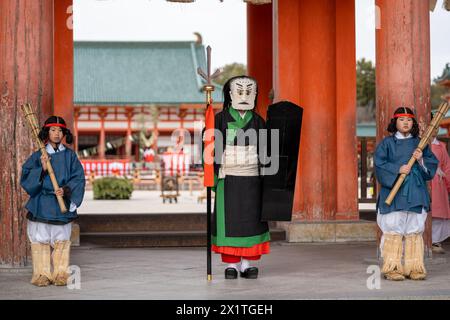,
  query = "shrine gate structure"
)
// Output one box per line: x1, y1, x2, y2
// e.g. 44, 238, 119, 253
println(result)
0, 0, 435, 266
